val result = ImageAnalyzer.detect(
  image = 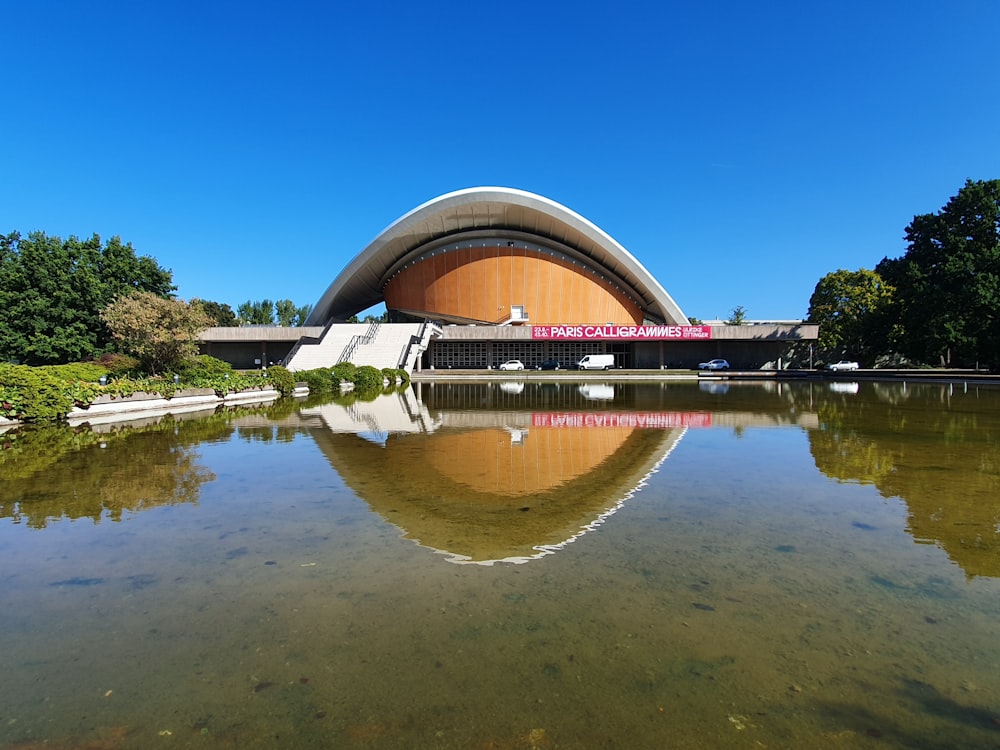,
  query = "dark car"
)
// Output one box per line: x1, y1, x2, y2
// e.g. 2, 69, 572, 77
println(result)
538, 359, 561, 370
